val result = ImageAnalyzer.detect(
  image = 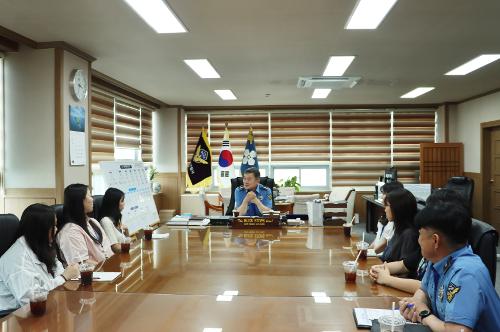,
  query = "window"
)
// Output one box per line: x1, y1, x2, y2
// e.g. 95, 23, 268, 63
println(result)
185, 109, 436, 190
272, 166, 329, 190
90, 86, 157, 194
